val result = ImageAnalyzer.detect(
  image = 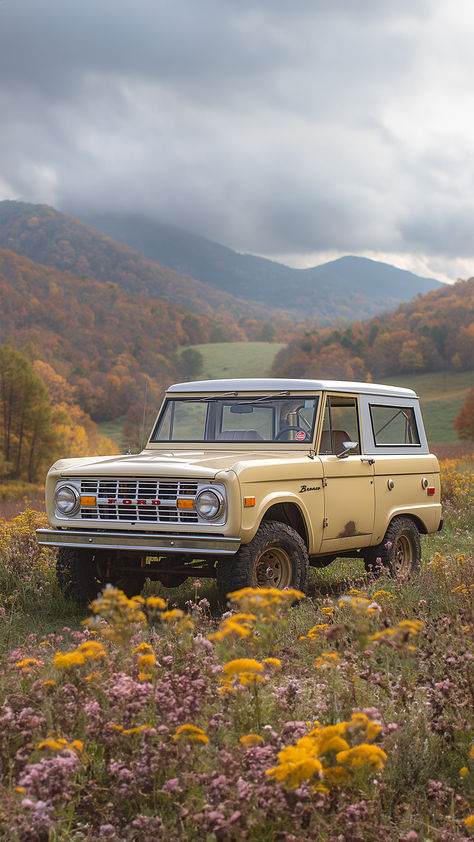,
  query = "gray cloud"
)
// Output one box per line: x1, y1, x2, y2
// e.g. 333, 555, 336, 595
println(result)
0, 0, 472, 281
